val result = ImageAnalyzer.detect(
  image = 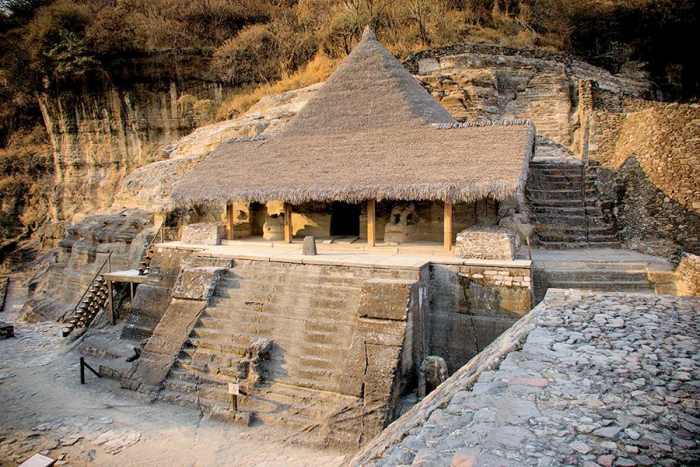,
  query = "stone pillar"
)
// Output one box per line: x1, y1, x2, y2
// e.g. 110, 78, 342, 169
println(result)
367, 199, 376, 247
284, 203, 293, 244
444, 201, 453, 251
